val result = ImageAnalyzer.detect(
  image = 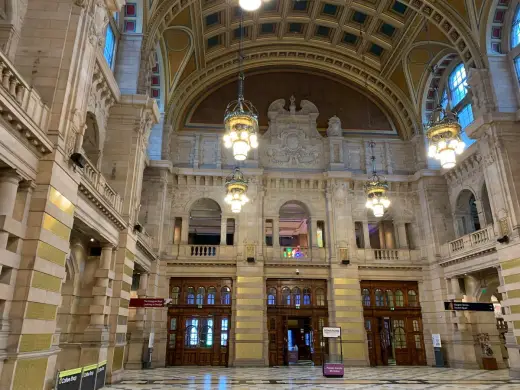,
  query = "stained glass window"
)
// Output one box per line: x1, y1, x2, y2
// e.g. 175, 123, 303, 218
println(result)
512, 7, 520, 48
103, 25, 116, 68
449, 63, 468, 106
